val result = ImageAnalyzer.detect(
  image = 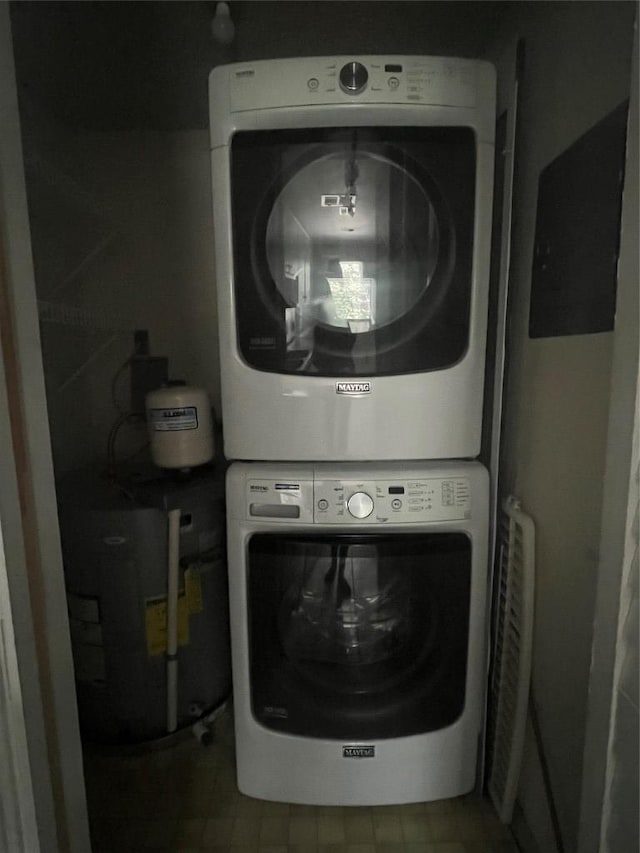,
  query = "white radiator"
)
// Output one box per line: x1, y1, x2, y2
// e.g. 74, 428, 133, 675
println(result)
488, 495, 536, 823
